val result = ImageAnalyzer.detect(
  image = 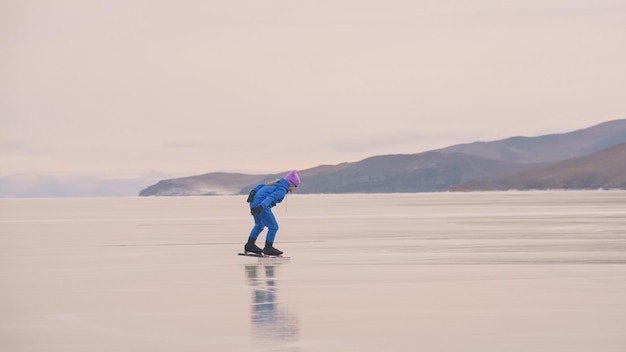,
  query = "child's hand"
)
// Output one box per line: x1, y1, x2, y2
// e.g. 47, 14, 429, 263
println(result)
250, 205, 263, 215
